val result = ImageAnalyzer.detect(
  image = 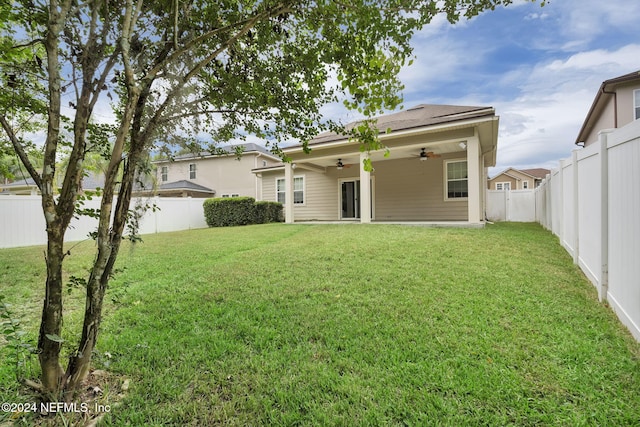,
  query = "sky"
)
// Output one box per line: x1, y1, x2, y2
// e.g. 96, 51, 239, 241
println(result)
62, 0, 640, 178
320, 0, 640, 177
